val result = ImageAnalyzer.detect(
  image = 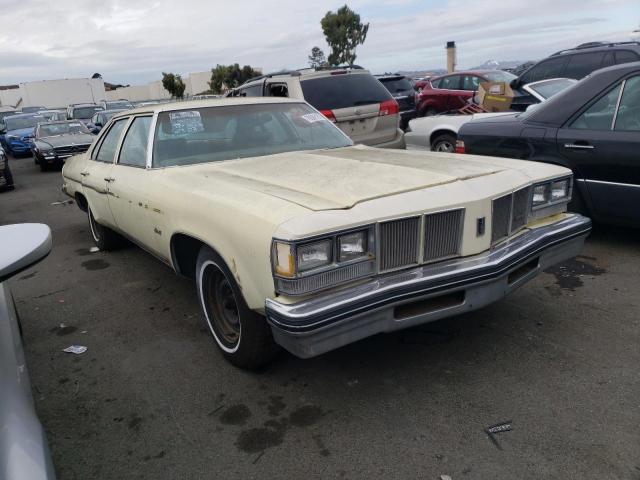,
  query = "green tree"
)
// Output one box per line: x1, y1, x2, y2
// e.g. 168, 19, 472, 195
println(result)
308, 46, 328, 68
161, 72, 186, 99
208, 64, 261, 94
321, 5, 369, 66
